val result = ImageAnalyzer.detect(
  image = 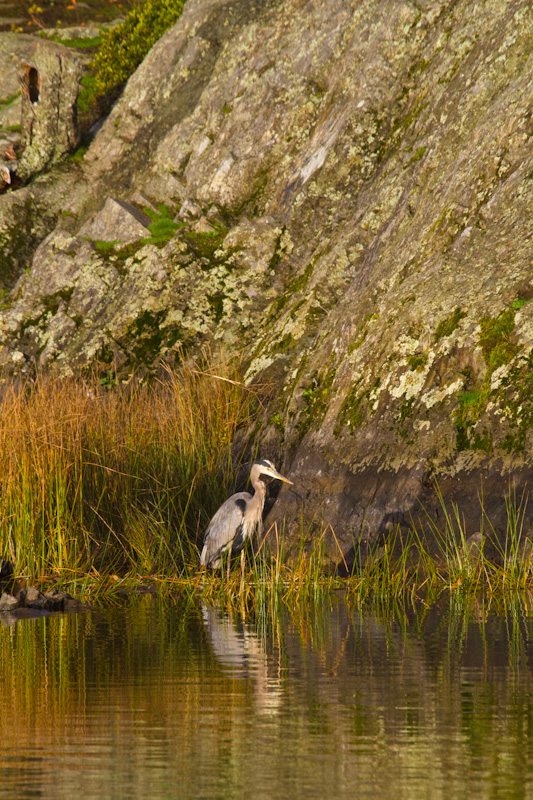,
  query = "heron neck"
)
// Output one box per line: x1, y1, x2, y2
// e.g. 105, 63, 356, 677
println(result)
251, 476, 267, 513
